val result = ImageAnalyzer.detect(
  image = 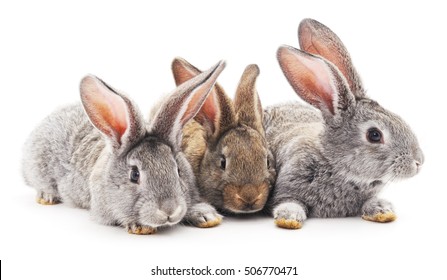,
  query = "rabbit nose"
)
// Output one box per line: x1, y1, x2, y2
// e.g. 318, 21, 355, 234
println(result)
413, 148, 424, 165
158, 201, 185, 223
167, 206, 184, 223
236, 193, 261, 206
414, 160, 422, 173
223, 183, 270, 213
